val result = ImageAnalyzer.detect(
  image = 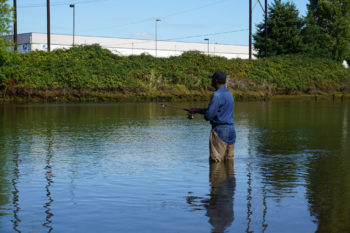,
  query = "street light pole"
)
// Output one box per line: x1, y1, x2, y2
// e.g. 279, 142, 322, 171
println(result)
13, 0, 17, 52
69, 4, 75, 46
155, 19, 161, 57
204, 38, 209, 55
47, 0, 51, 52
